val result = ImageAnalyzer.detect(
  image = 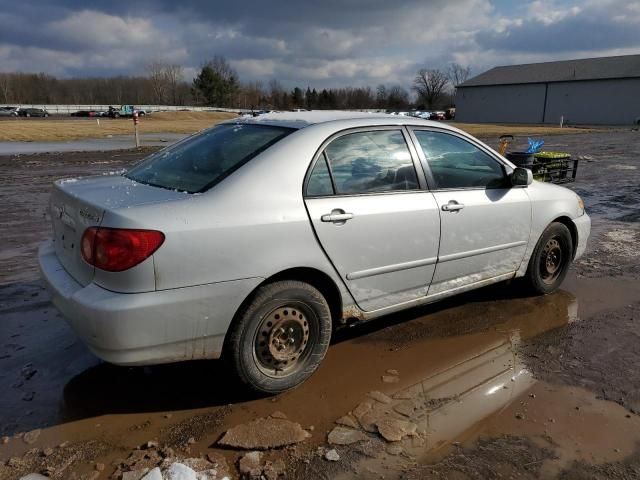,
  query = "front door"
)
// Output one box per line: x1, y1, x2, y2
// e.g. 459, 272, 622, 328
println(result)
304, 128, 441, 311
410, 129, 532, 296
